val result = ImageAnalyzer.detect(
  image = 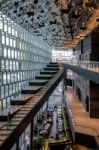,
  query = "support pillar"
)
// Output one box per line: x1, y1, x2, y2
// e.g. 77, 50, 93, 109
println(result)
30, 119, 34, 150
16, 139, 19, 150
65, 68, 67, 90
